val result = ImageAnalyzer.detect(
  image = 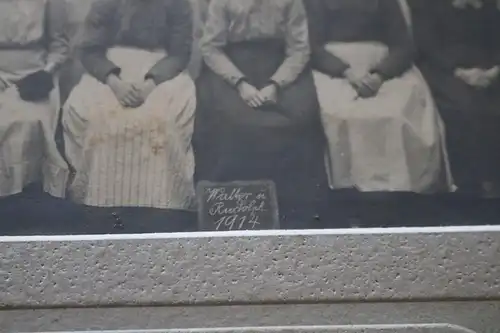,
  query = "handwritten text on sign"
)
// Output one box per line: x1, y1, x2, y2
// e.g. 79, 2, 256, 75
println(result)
197, 181, 279, 231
